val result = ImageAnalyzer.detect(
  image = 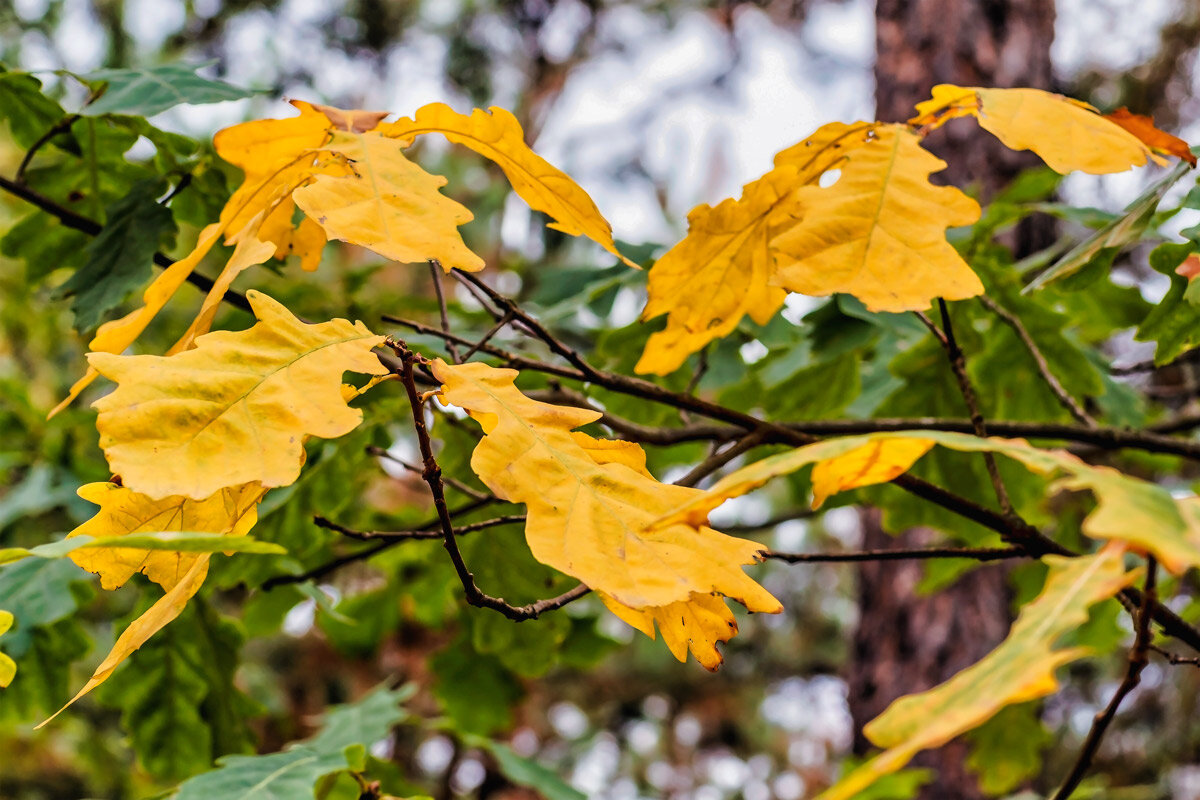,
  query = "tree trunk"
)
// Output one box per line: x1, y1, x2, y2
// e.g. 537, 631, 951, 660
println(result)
850, 3, 1057, 798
